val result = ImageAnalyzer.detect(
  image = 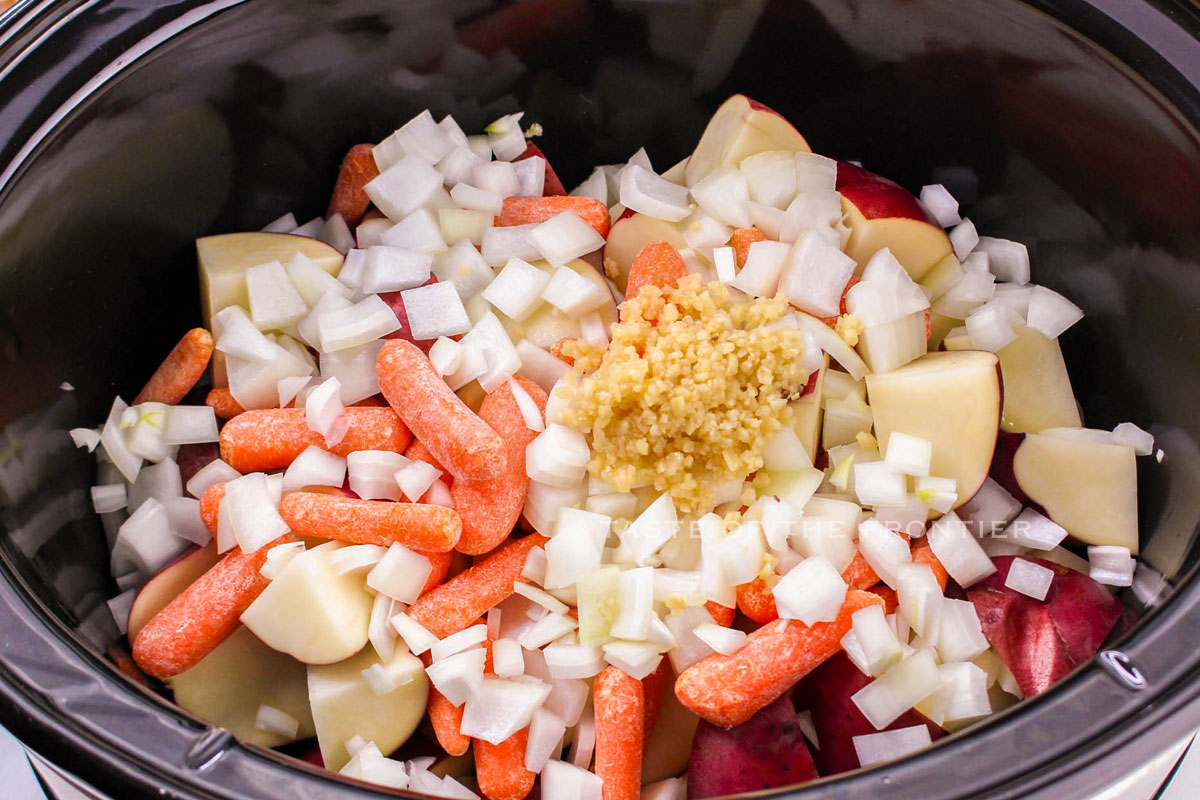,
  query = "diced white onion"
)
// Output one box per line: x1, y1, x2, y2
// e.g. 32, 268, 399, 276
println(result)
692, 622, 747, 655
1112, 422, 1154, 456
254, 704, 300, 738
927, 512, 997, 587
949, 219, 979, 260
223, 473, 288, 554
976, 237, 1030, 284
430, 624, 489, 662
542, 758, 603, 800
395, 460, 441, 502
853, 724, 933, 767
317, 294, 401, 352
361, 246, 433, 294
883, 432, 932, 478
773, 555, 847, 625
858, 518, 913, 589
91, 484, 127, 514
281, 446, 346, 493
851, 649, 942, 730
690, 165, 751, 228
777, 231, 857, 319
1004, 557, 1055, 601
368, 543, 432, 604
855, 462, 908, 508
525, 708, 567, 773
483, 258, 552, 320
1008, 507, 1068, 550
1088, 545, 1135, 586
401, 280, 473, 341
1026, 285, 1084, 339
391, 610, 438, 656
965, 300, 1017, 352
919, 184, 961, 227
619, 164, 691, 222
526, 424, 590, 488
423, 647, 486, 706
541, 266, 612, 318
365, 154, 443, 220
